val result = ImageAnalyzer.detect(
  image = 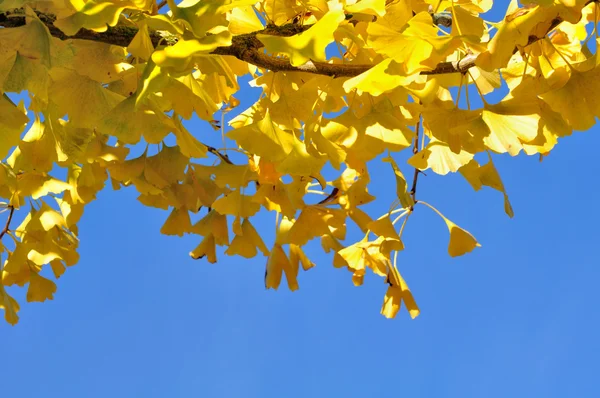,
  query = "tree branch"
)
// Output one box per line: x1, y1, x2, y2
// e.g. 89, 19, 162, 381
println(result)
0, 6, 581, 79
409, 117, 421, 210
0, 206, 15, 241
